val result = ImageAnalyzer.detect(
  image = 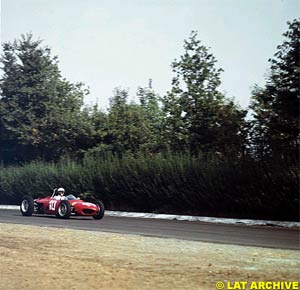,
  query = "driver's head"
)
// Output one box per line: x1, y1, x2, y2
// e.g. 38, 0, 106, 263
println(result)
57, 187, 65, 195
